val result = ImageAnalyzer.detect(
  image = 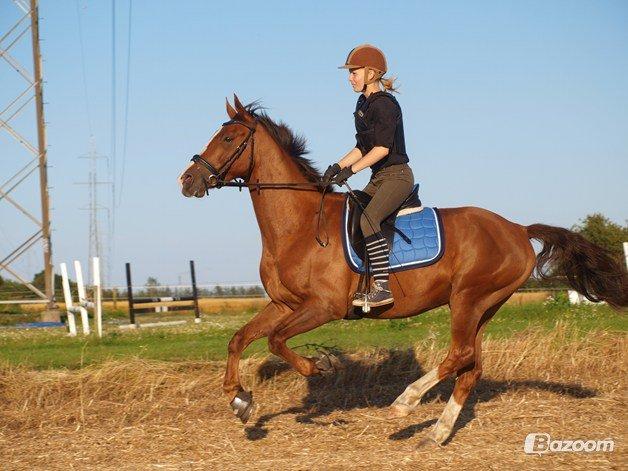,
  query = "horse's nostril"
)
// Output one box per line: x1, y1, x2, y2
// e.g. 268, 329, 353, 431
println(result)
183, 174, 193, 184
